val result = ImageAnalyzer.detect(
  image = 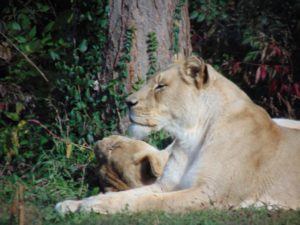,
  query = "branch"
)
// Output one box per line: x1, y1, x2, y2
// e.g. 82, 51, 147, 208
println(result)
0, 31, 49, 82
